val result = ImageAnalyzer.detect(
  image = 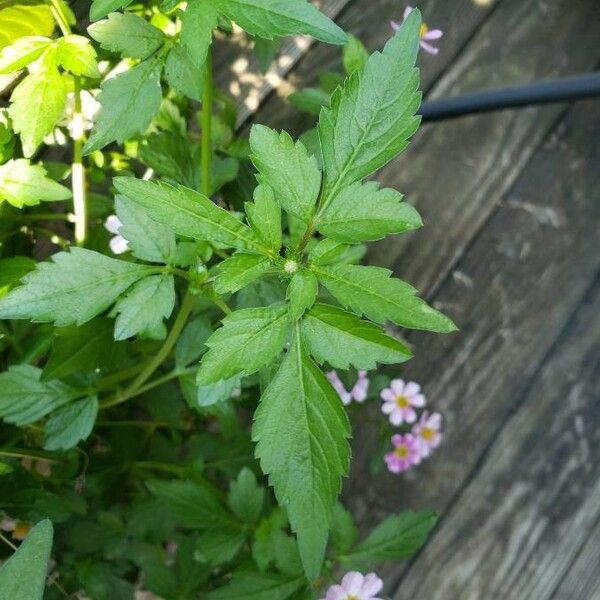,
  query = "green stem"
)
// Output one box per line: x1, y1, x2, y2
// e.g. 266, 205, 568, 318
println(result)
101, 291, 195, 409
0, 450, 58, 463
72, 76, 87, 246
211, 293, 232, 315
200, 47, 213, 197
2, 213, 71, 222
48, 0, 71, 35
0, 532, 17, 551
